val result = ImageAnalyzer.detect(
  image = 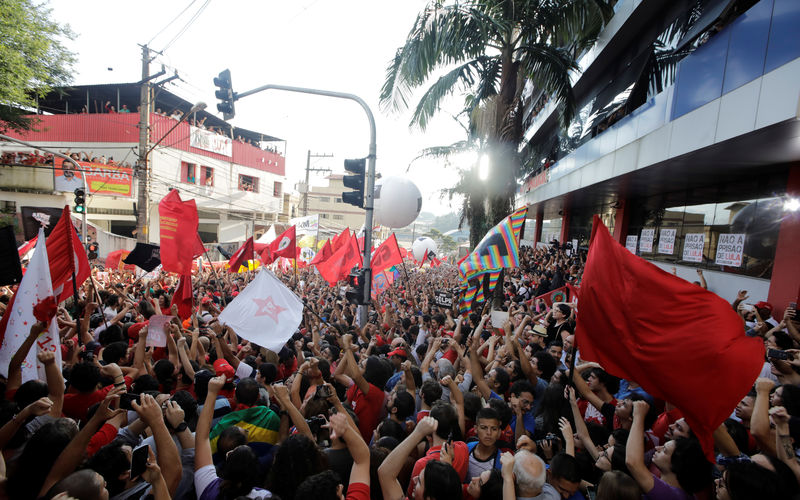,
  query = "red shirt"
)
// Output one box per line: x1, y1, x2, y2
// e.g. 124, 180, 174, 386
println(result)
346, 482, 369, 500
408, 441, 468, 498
346, 382, 386, 443
63, 376, 132, 421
